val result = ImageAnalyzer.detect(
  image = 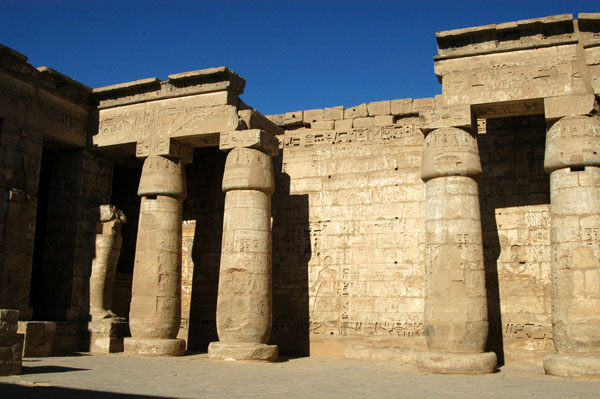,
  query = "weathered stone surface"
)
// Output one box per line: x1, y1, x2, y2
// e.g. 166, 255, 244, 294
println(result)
124, 337, 185, 356
284, 111, 303, 126
219, 129, 279, 156
417, 351, 497, 374
367, 101, 391, 116
89, 205, 126, 322
419, 126, 496, 374
303, 109, 324, 124
89, 320, 129, 353
420, 104, 473, 132
127, 155, 186, 356
210, 143, 277, 361
0, 189, 36, 320
544, 115, 600, 173
344, 104, 368, 119
544, 94, 598, 120
391, 98, 413, 115
17, 321, 56, 357
311, 120, 335, 130
421, 127, 482, 181
0, 309, 22, 376
323, 106, 344, 120
208, 342, 277, 361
